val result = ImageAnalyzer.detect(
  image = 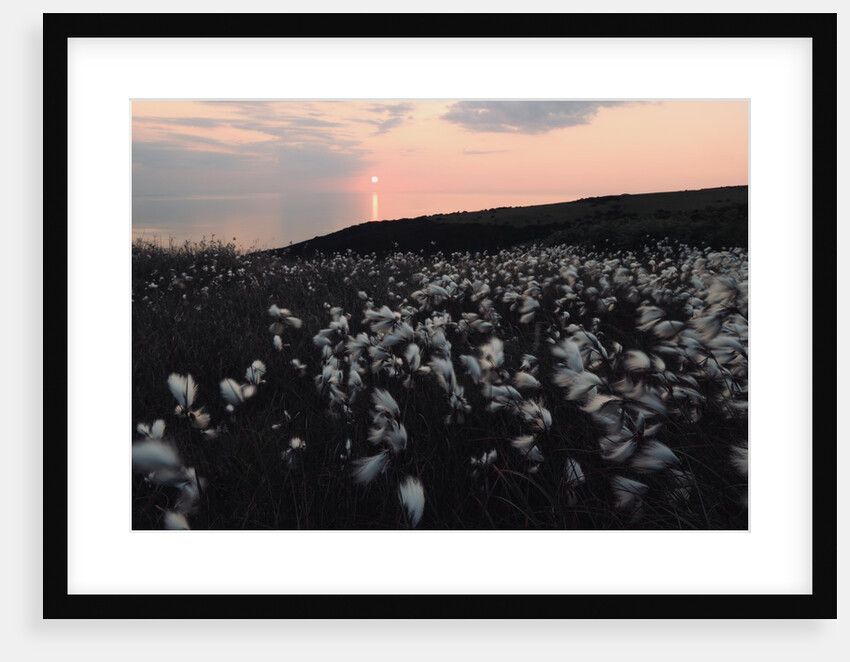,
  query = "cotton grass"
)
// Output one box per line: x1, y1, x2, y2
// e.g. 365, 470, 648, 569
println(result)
132, 237, 748, 530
